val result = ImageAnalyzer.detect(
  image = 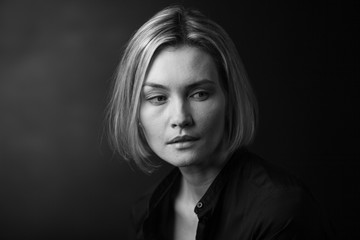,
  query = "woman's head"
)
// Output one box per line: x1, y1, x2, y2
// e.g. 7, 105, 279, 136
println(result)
108, 5, 257, 173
